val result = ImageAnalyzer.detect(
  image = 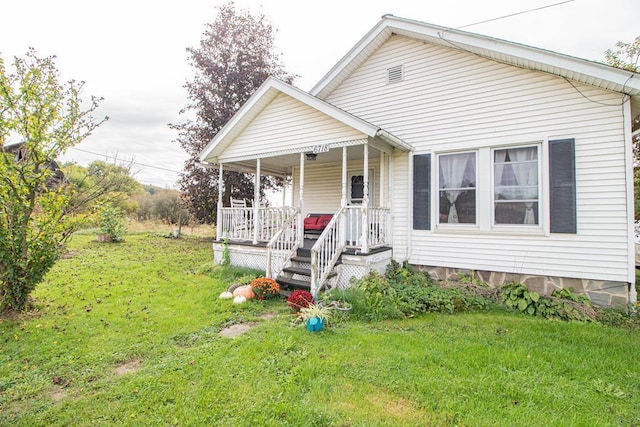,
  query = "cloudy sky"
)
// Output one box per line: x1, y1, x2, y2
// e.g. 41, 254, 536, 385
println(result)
2, 0, 638, 188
